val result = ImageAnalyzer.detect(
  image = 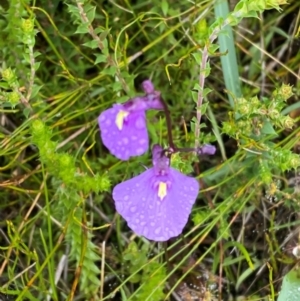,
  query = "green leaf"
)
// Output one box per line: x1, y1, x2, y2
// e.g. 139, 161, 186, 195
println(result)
198, 102, 209, 115
23, 107, 31, 118
190, 116, 198, 132
85, 5, 96, 23
135, 262, 166, 301
112, 81, 122, 92
94, 54, 107, 64
191, 52, 202, 64
102, 66, 117, 76
191, 90, 198, 103
161, 0, 169, 16
30, 84, 43, 99
193, 83, 201, 91
201, 62, 211, 77
117, 95, 130, 103
192, 209, 210, 225
66, 3, 80, 19
214, 0, 242, 108
100, 29, 110, 41
207, 43, 219, 54
23, 53, 30, 64
34, 61, 41, 71
261, 119, 277, 135
203, 87, 212, 97
224, 241, 254, 271
75, 23, 90, 34
83, 40, 99, 49
244, 10, 260, 19
94, 27, 105, 34
33, 51, 41, 58
278, 269, 300, 301
0, 82, 9, 89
